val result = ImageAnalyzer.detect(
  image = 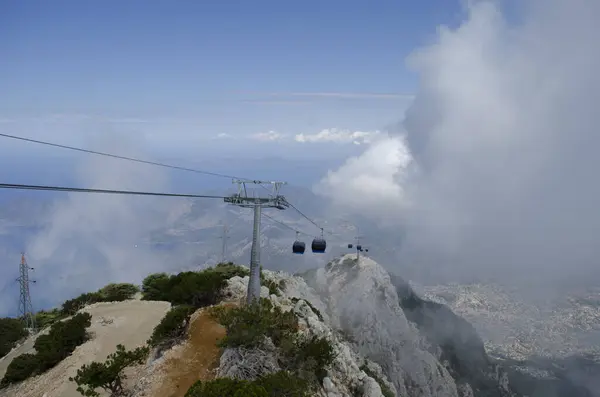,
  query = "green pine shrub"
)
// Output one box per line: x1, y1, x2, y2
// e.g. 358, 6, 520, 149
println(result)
147, 305, 196, 348
142, 263, 249, 306
69, 344, 149, 397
